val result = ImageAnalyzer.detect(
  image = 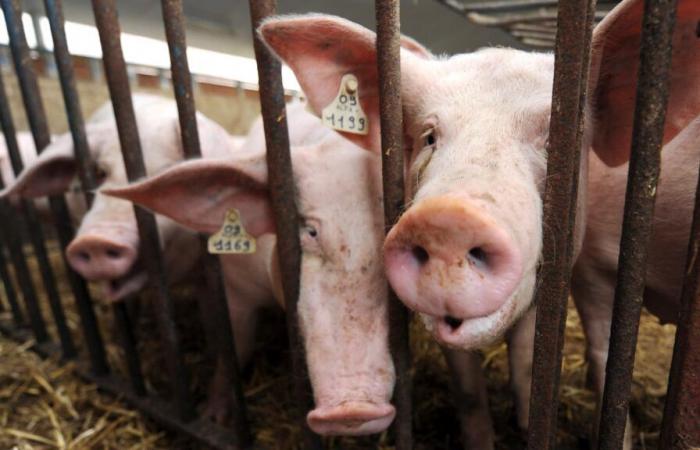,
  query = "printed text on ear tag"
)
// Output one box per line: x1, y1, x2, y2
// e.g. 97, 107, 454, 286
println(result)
322, 74, 368, 135
208, 208, 256, 254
